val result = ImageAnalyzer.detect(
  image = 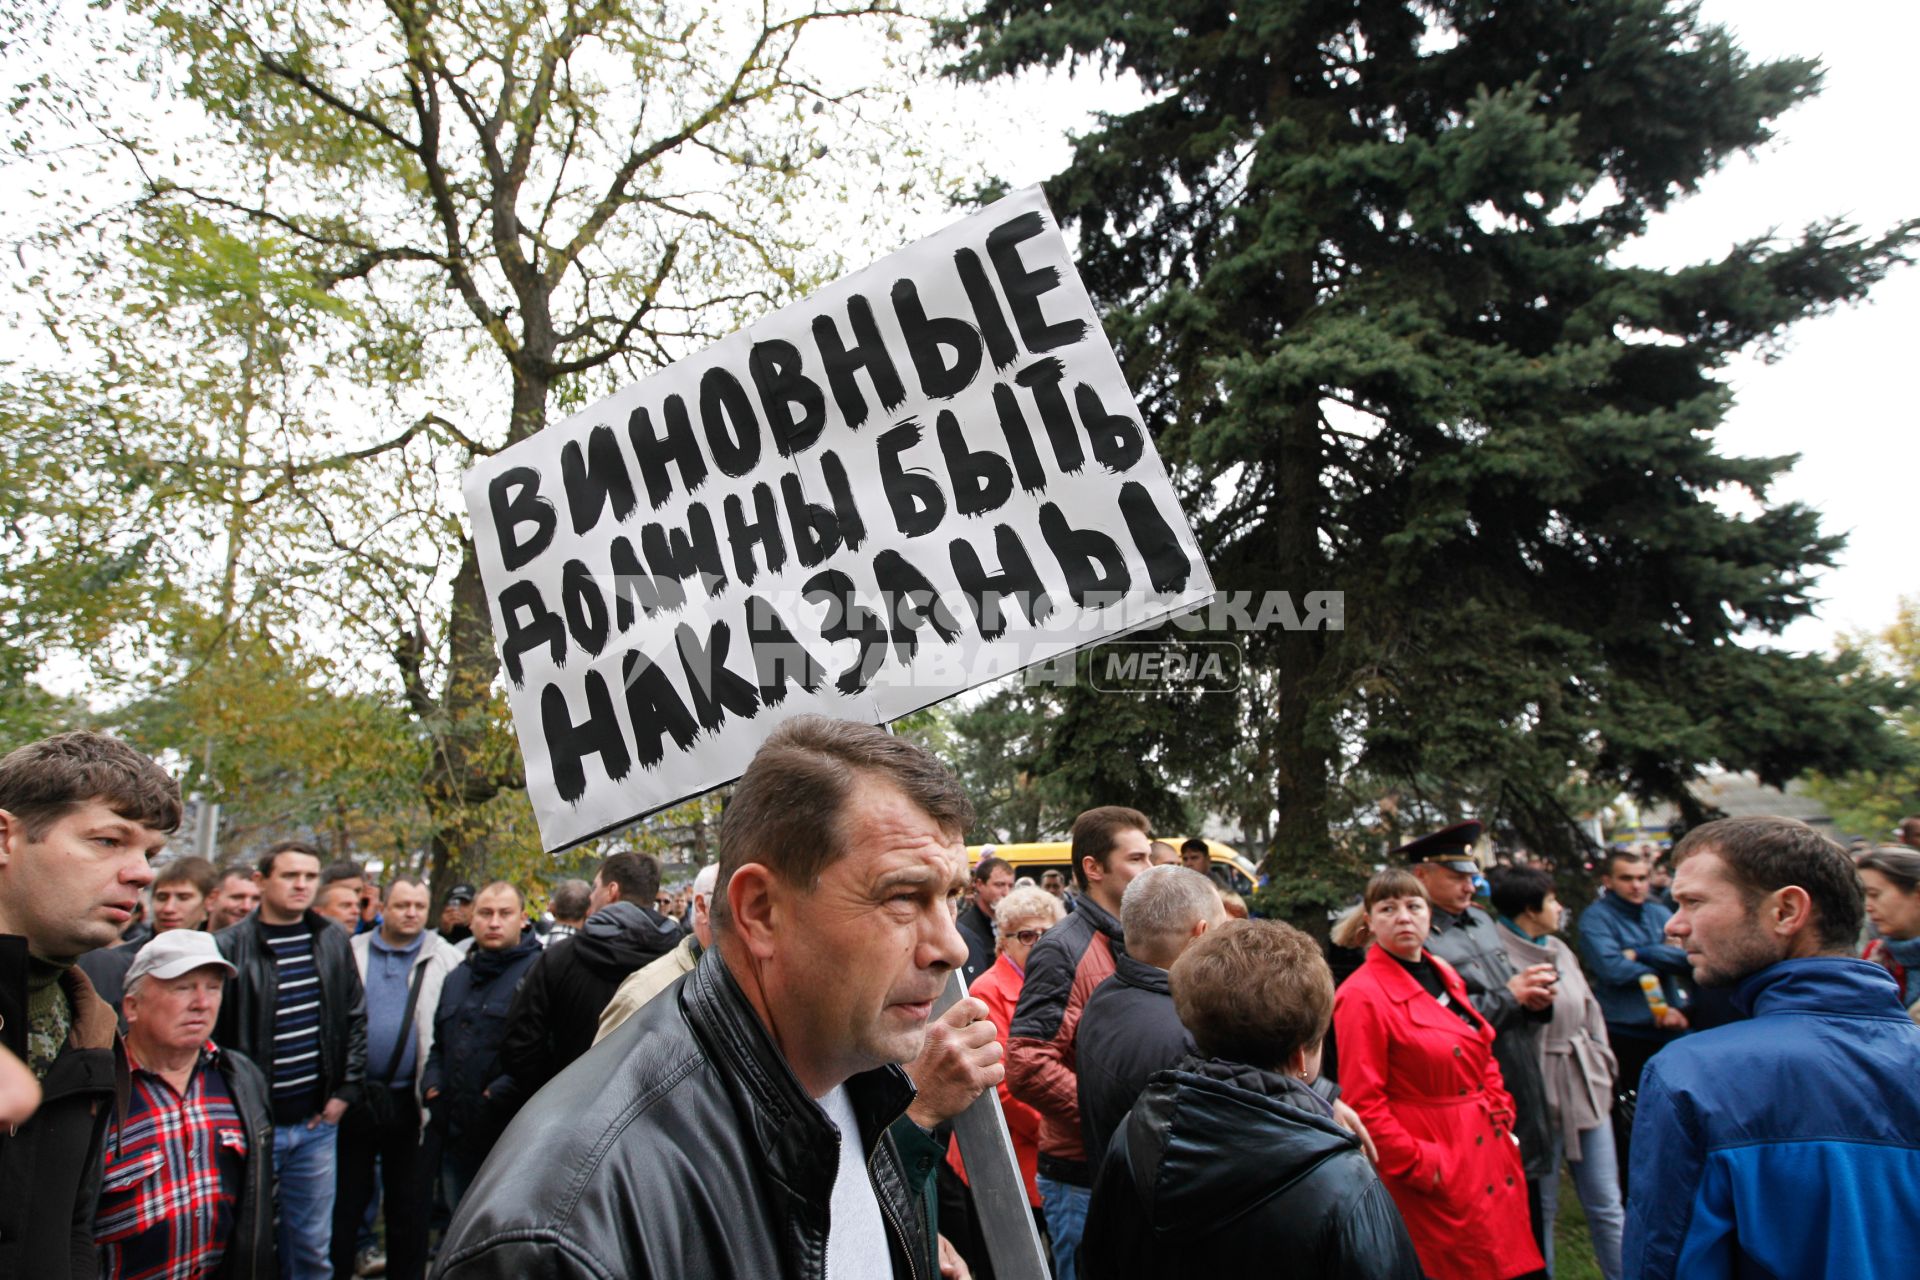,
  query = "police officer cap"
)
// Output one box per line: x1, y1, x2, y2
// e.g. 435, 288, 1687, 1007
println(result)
1394, 820, 1483, 875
